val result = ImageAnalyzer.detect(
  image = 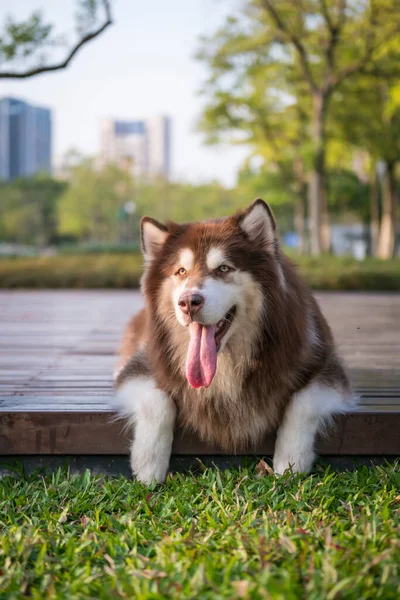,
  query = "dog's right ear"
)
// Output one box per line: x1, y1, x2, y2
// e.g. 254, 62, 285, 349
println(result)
140, 217, 168, 262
